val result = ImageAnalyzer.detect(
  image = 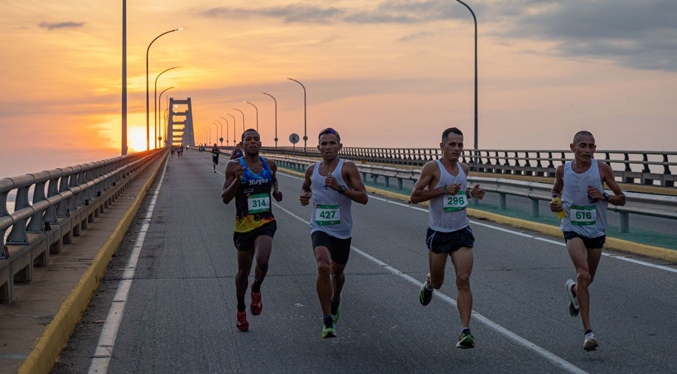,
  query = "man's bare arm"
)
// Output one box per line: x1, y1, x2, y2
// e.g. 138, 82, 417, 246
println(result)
410, 162, 443, 203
